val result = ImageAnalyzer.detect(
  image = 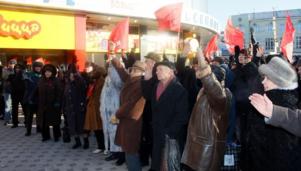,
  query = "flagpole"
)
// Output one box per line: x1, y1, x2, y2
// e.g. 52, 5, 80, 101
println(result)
272, 8, 279, 54
175, 30, 181, 61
